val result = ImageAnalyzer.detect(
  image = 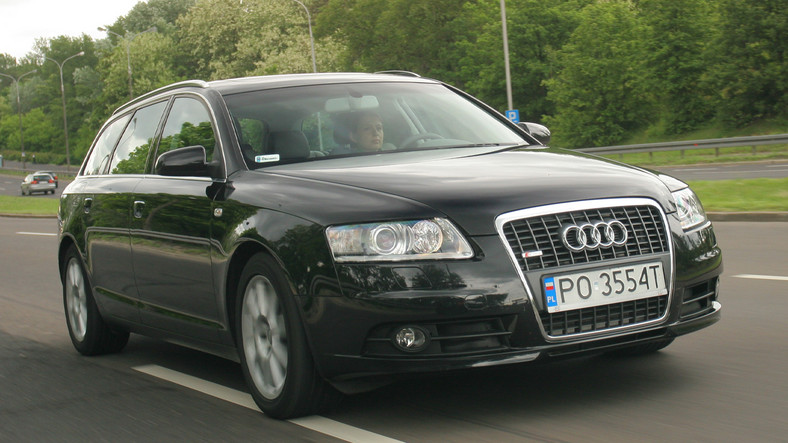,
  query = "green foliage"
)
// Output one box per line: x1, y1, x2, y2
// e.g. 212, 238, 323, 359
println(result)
178, 0, 343, 79
544, 1, 653, 148
0, 0, 785, 162
709, 0, 787, 125
98, 32, 182, 113
0, 107, 61, 153
115, 0, 197, 36
638, 0, 716, 134
448, 0, 591, 118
